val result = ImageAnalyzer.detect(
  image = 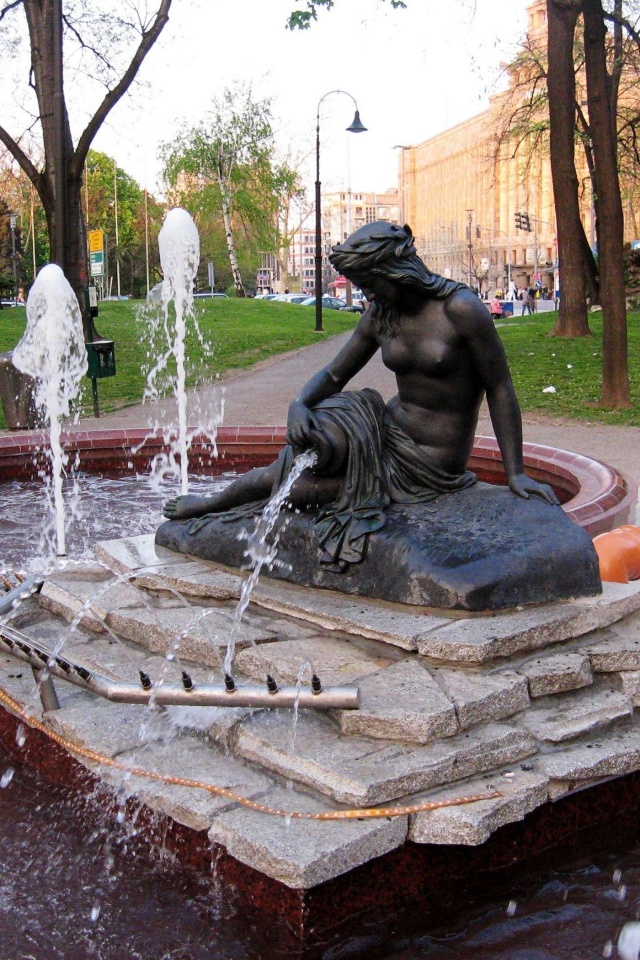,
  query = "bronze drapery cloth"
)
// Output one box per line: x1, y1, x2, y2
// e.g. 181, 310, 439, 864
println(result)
184, 388, 476, 571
